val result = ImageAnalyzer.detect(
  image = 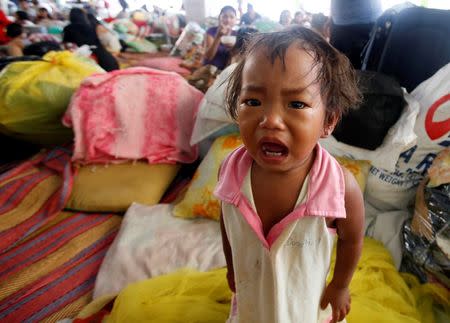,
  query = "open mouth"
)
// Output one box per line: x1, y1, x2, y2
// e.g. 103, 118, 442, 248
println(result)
261, 142, 289, 157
